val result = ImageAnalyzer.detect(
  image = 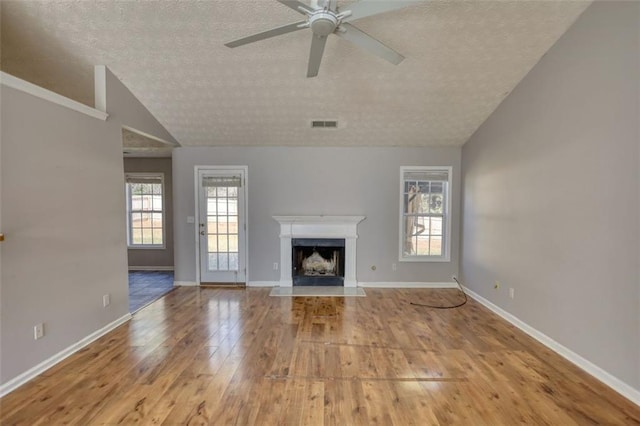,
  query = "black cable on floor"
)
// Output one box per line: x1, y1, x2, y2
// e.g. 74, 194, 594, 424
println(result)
410, 277, 468, 309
